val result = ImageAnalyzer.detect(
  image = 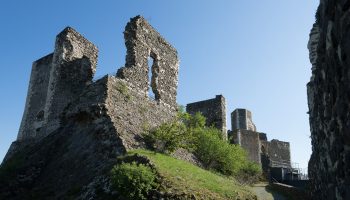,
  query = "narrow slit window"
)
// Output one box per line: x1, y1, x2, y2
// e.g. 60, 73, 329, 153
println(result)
148, 57, 156, 100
